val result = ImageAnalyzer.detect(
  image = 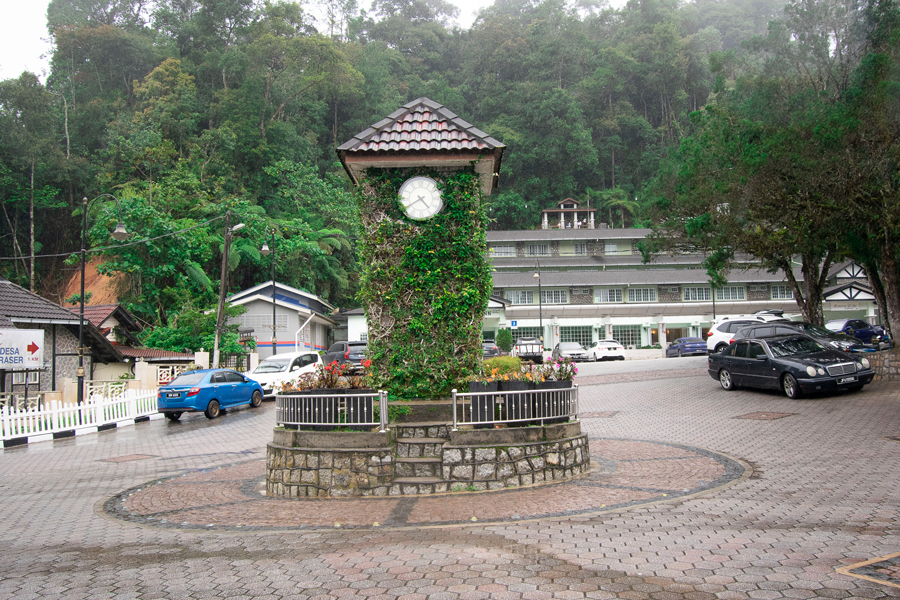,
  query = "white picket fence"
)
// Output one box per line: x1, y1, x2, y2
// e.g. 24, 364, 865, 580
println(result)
0, 389, 158, 442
